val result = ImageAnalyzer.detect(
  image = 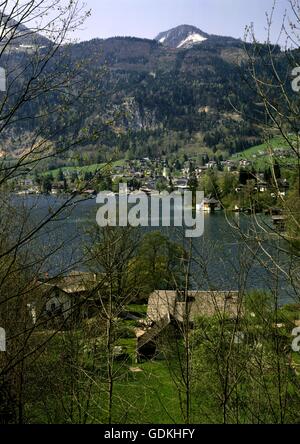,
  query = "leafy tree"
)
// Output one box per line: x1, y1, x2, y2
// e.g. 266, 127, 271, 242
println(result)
131, 232, 186, 297
41, 175, 53, 194
200, 170, 219, 197
57, 169, 65, 182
